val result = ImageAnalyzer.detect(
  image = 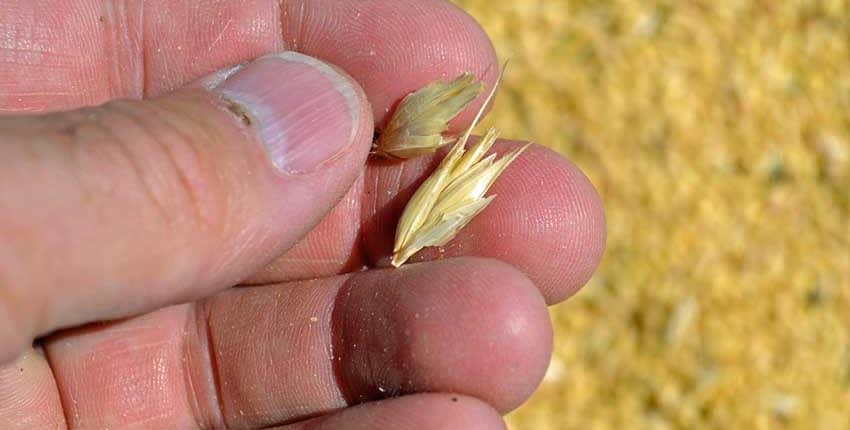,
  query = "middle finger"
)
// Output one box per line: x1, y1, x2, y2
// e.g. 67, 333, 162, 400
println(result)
45, 257, 551, 429
248, 140, 607, 305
